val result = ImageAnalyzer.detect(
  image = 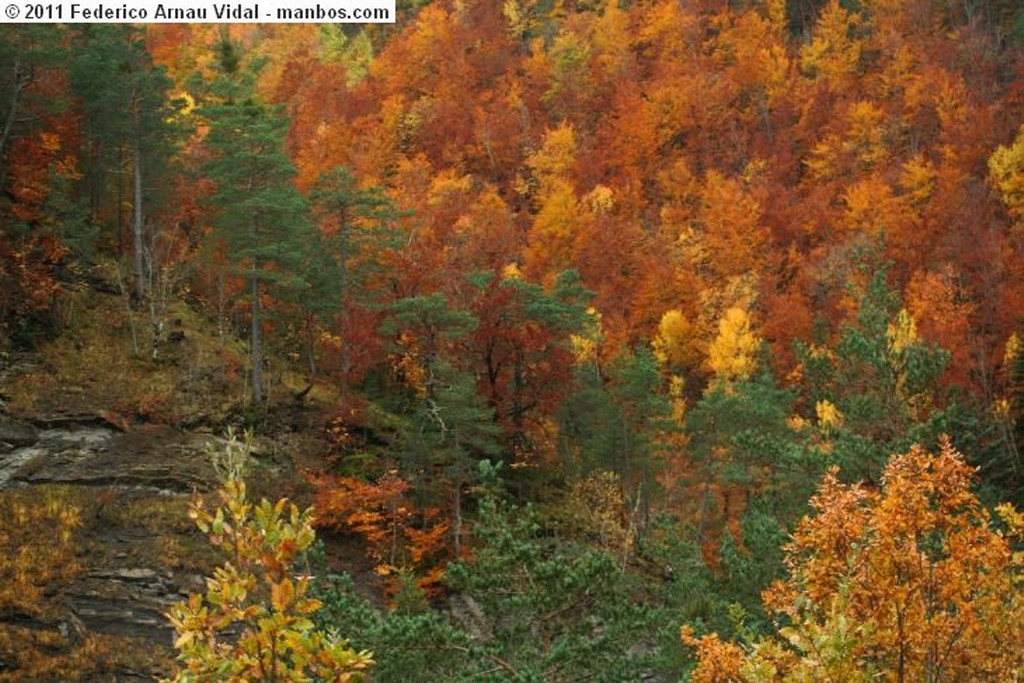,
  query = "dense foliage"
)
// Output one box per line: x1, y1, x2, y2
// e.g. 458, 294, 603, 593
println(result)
2, 1, 1024, 680
684, 439, 1024, 682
